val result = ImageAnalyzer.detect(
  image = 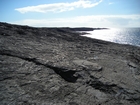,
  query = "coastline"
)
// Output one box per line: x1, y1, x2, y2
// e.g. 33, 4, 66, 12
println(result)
0, 22, 140, 105
81, 28, 140, 47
